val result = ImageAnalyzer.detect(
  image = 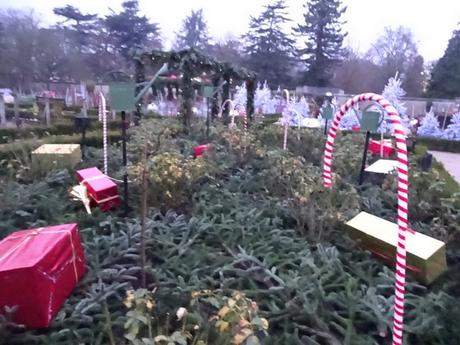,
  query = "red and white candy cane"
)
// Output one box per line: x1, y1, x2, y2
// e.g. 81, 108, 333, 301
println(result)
282, 89, 290, 150
323, 93, 409, 345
